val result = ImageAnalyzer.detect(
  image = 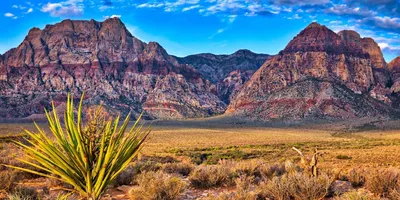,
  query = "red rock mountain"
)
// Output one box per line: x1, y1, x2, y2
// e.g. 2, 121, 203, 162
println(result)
227, 23, 396, 120
0, 18, 226, 119
1, 20, 399, 121
389, 57, 400, 97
